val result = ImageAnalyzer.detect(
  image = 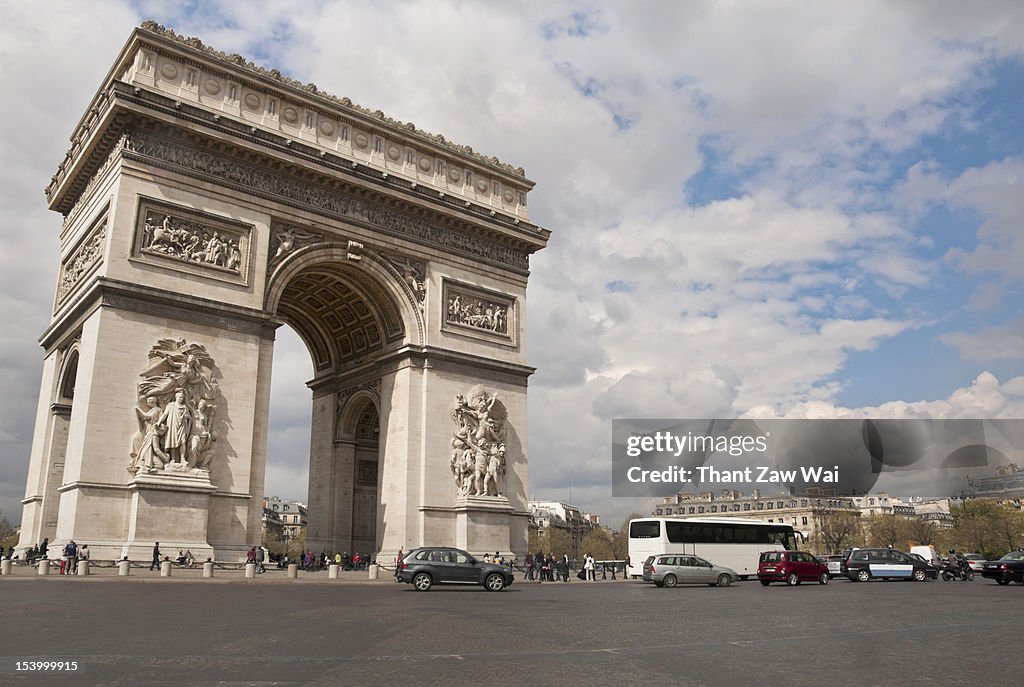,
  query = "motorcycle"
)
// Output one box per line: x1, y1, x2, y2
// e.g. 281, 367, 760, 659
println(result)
941, 559, 974, 582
